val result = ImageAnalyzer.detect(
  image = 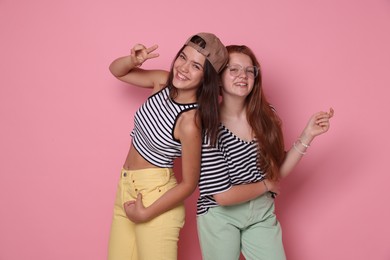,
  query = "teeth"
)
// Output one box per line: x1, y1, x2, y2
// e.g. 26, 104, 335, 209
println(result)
177, 73, 187, 80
